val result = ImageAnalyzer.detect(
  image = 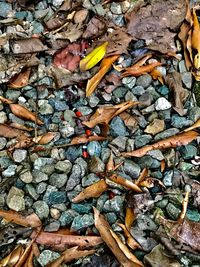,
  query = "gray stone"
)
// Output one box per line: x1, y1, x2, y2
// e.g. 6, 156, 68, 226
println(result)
131, 85, 145, 96
38, 100, 54, 115
147, 150, 164, 161
126, 139, 135, 152
2, 165, 17, 177
33, 200, 49, 219
88, 156, 105, 173
137, 214, 158, 231
71, 214, 94, 231
59, 121, 74, 137
135, 134, 152, 148
82, 173, 100, 187
25, 184, 39, 200
156, 85, 169, 96
0, 2, 12, 18
96, 194, 109, 211
180, 145, 198, 160
36, 182, 47, 194
103, 195, 125, 213
88, 95, 99, 107
110, 2, 122, 14
37, 250, 60, 267
188, 106, 200, 121
179, 60, 187, 73
171, 115, 193, 129
55, 160, 72, 173
154, 128, 179, 141
63, 110, 76, 127
0, 111, 7, 123
138, 92, 153, 108
155, 97, 172, 110
0, 137, 6, 150
19, 170, 33, 183
71, 203, 92, 214
186, 209, 200, 222
163, 170, 173, 186
78, 106, 93, 116
49, 173, 68, 188
6, 187, 25, 211
123, 160, 141, 178
110, 116, 128, 137
66, 164, 82, 191
144, 119, 165, 135
136, 74, 152, 88
94, 4, 106, 16
111, 136, 128, 151
47, 191, 67, 205
146, 86, 160, 100
113, 86, 129, 98
75, 157, 87, 176
137, 156, 160, 169
112, 14, 124, 26
32, 170, 48, 183
5, 90, 21, 101
105, 212, 117, 224
13, 149, 27, 163
59, 209, 79, 226
87, 141, 101, 157
122, 76, 136, 88
44, 220, 60, 232
166, 203, 181, 220
41, 164, 55, 175
34, 157, 55, 170
181, 72, 192, 89
125, 91, 138, 101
